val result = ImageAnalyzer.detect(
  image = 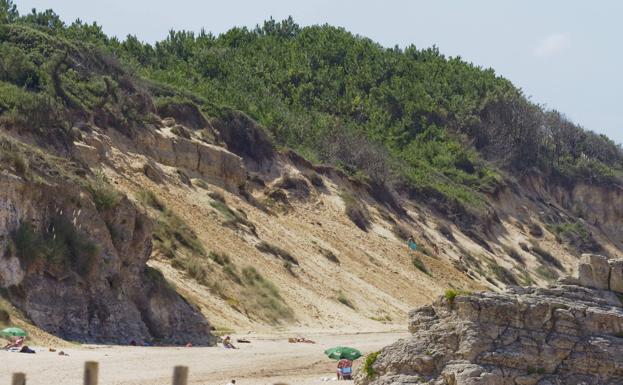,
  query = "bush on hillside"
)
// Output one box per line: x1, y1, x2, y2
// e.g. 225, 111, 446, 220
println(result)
241, 267, 294, 324
340, 191, 371, 231
88, 170, 121, 211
